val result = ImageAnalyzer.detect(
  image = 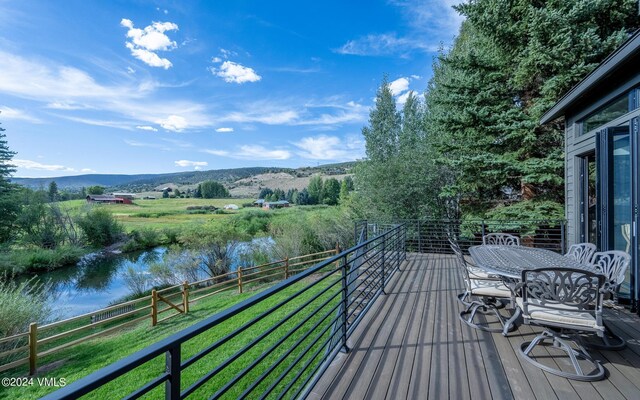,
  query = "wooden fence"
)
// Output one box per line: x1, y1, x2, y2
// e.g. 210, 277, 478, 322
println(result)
0, 248, 339, 375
